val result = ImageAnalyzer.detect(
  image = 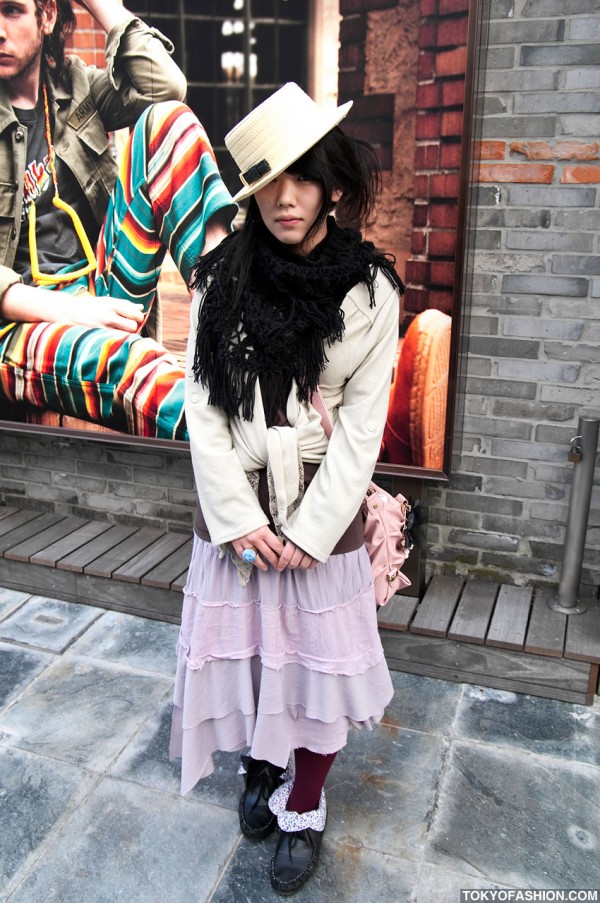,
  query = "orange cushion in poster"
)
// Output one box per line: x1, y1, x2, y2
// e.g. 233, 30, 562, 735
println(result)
380, 308, 451, 469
